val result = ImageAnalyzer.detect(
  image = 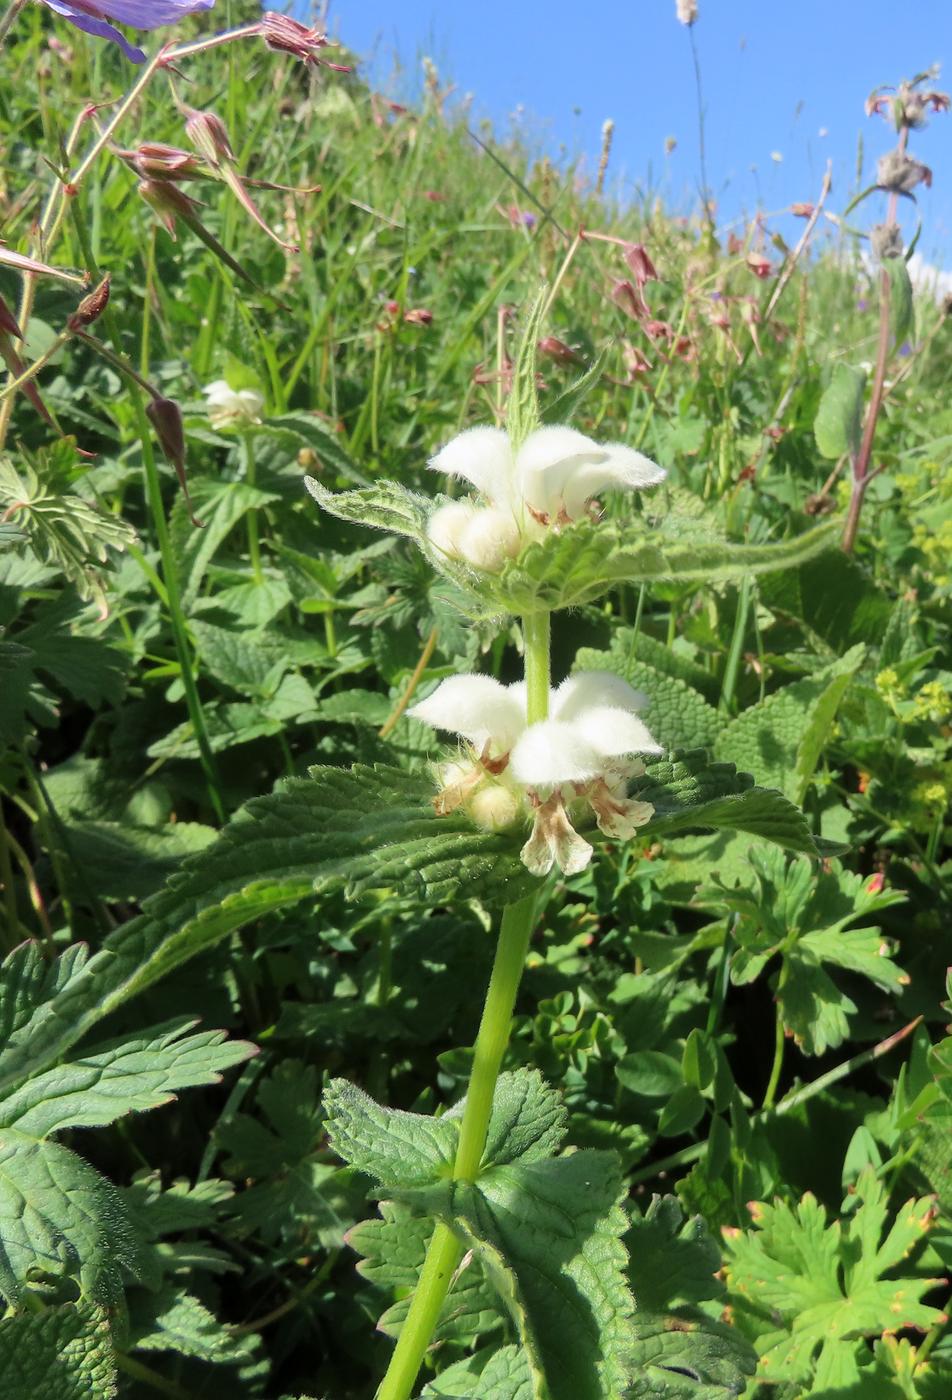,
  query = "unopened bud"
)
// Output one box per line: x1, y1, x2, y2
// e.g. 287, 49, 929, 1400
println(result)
675, 0, 698, 23
870, 223, 904, 261
146, 395, 201, 527
67, 275, 110, 332
877, 149, 932, 193
403, 307, 433, 326
537, 335, 581, 364
138, 179, 198, 236
610, 279, 650, 321
790, 201, 815, 217
122, 143, 203, 181
624, 243, 659, 287
185, 109, 234, 169
746, 252, 773, 279
298, 447, 318, 469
